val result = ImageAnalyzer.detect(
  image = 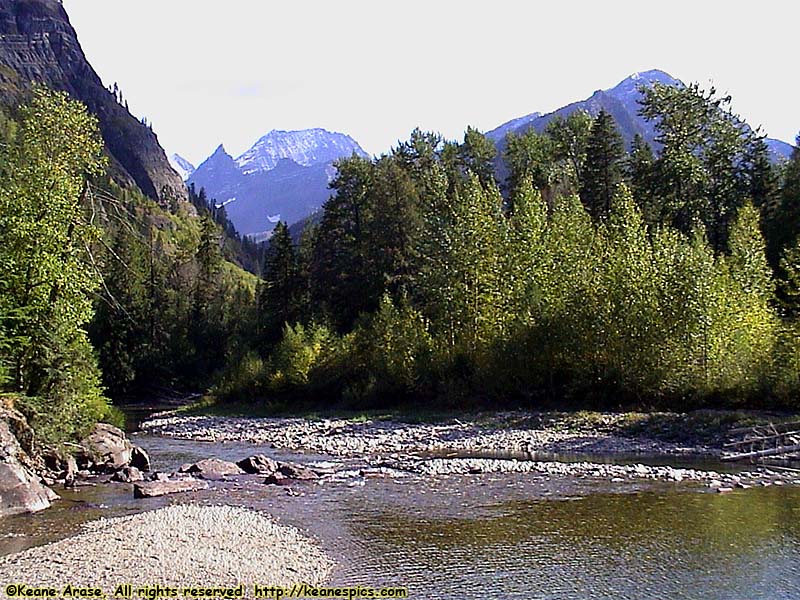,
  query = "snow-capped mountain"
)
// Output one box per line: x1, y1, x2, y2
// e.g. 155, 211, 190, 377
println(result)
169, 153, 196, 181
188, 129, 369, 236
236, 129, 368, 175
